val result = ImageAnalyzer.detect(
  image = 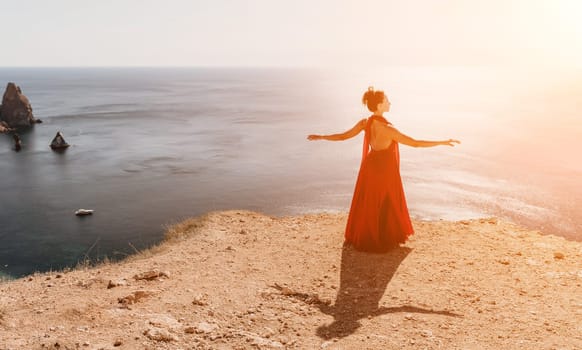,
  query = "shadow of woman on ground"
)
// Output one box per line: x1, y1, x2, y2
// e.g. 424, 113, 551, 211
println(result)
275, 244, 461, 340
